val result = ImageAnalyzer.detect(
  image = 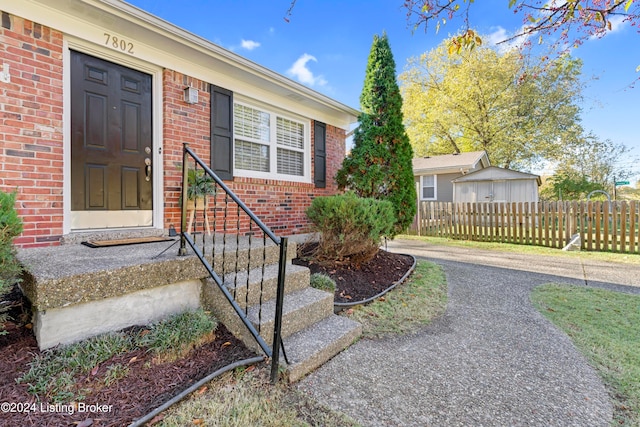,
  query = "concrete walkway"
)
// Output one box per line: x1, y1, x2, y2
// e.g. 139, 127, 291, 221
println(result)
297, 239, 640, 426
